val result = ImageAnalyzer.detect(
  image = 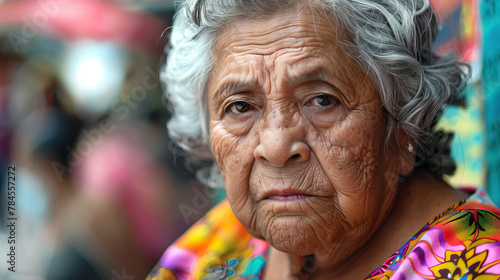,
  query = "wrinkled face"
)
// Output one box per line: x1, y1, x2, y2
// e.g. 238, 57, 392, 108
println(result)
208, 6, 404, 264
